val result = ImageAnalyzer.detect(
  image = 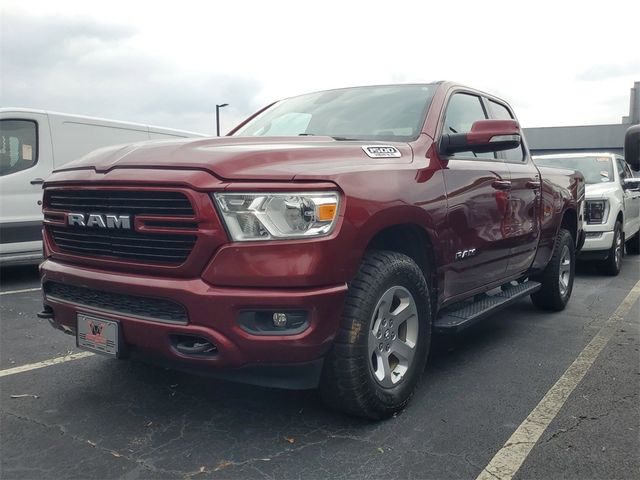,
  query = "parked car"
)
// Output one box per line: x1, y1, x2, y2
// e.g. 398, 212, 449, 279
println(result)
534, 152, 640, 275
39, 83, 585, 419
0, 108, 205, 266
